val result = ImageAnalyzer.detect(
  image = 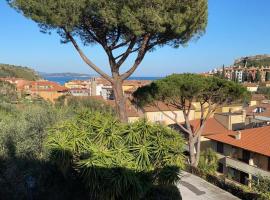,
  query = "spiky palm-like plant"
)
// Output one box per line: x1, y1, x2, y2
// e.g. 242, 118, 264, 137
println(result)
198, 148, 218, 175
47, 111, 184, 199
